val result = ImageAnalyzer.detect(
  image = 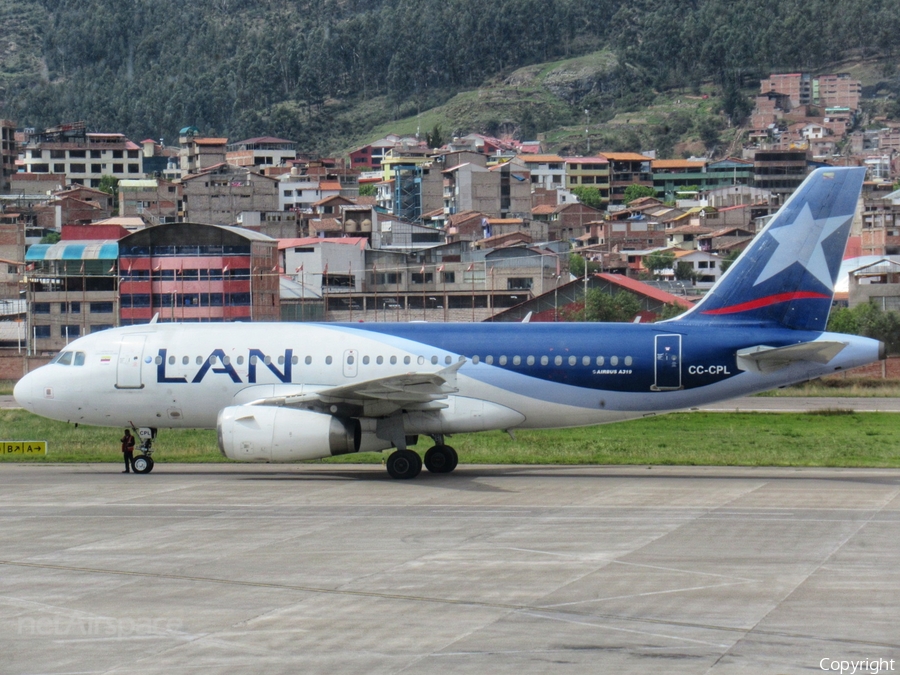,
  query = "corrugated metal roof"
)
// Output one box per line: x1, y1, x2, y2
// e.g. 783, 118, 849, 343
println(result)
26, 241, 119, 261
597, 273, 693, 308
